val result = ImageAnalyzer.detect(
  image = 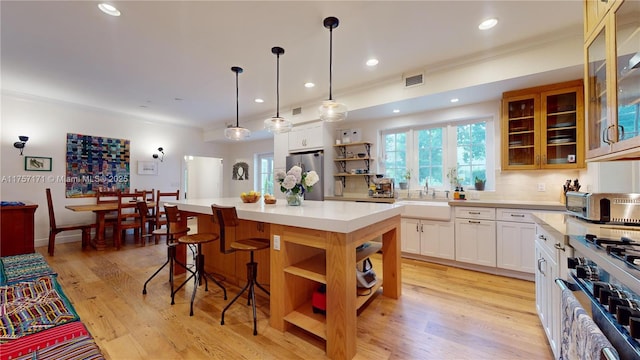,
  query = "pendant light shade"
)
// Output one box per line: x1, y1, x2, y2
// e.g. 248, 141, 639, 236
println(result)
318, 16, 347, 122
264, 47, 293, 134
225, 66, 251, 141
